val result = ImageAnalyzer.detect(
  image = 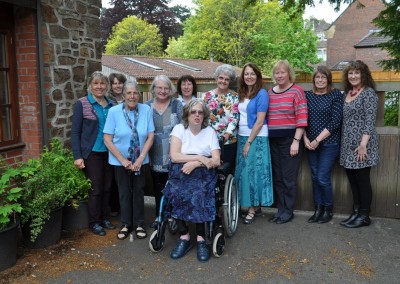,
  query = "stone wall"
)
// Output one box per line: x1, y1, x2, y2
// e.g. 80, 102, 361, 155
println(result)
41, 0, 102, 145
